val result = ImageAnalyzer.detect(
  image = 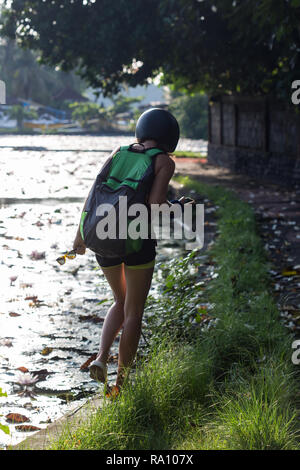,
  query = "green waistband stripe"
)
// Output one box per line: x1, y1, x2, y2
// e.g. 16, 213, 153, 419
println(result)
80, 211, 88, 240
